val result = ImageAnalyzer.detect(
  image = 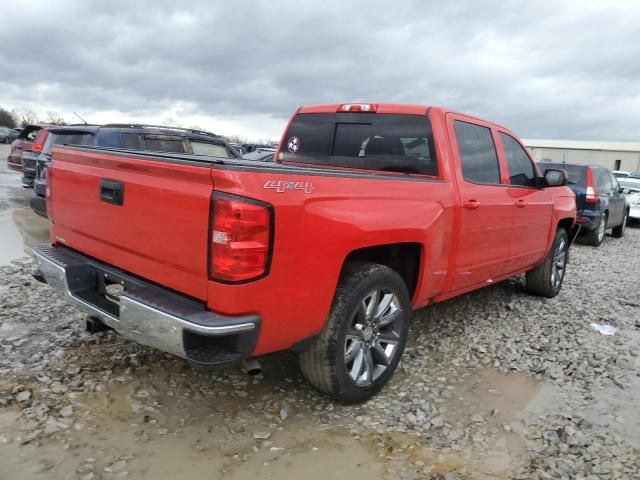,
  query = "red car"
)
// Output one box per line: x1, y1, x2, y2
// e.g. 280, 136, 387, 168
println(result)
6, 124, 50, 172
33, 104, 577, 402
